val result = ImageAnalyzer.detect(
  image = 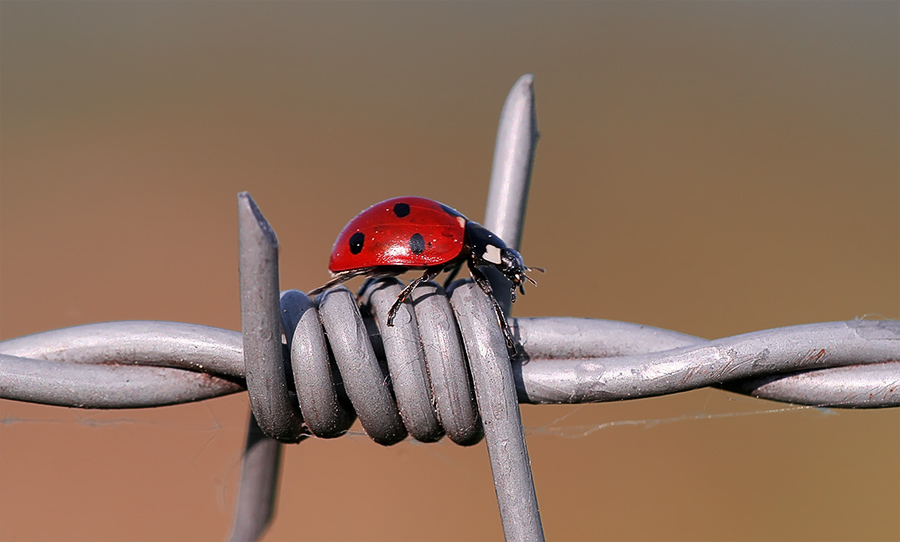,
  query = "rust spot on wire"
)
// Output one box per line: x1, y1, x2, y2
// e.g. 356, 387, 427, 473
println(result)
805, 348, 826, 364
